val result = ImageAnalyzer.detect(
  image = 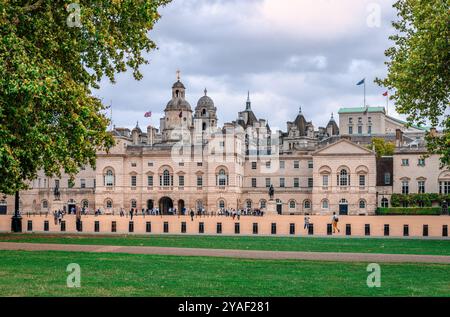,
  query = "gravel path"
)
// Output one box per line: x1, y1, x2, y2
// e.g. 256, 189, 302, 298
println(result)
1, 242, 450, 264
